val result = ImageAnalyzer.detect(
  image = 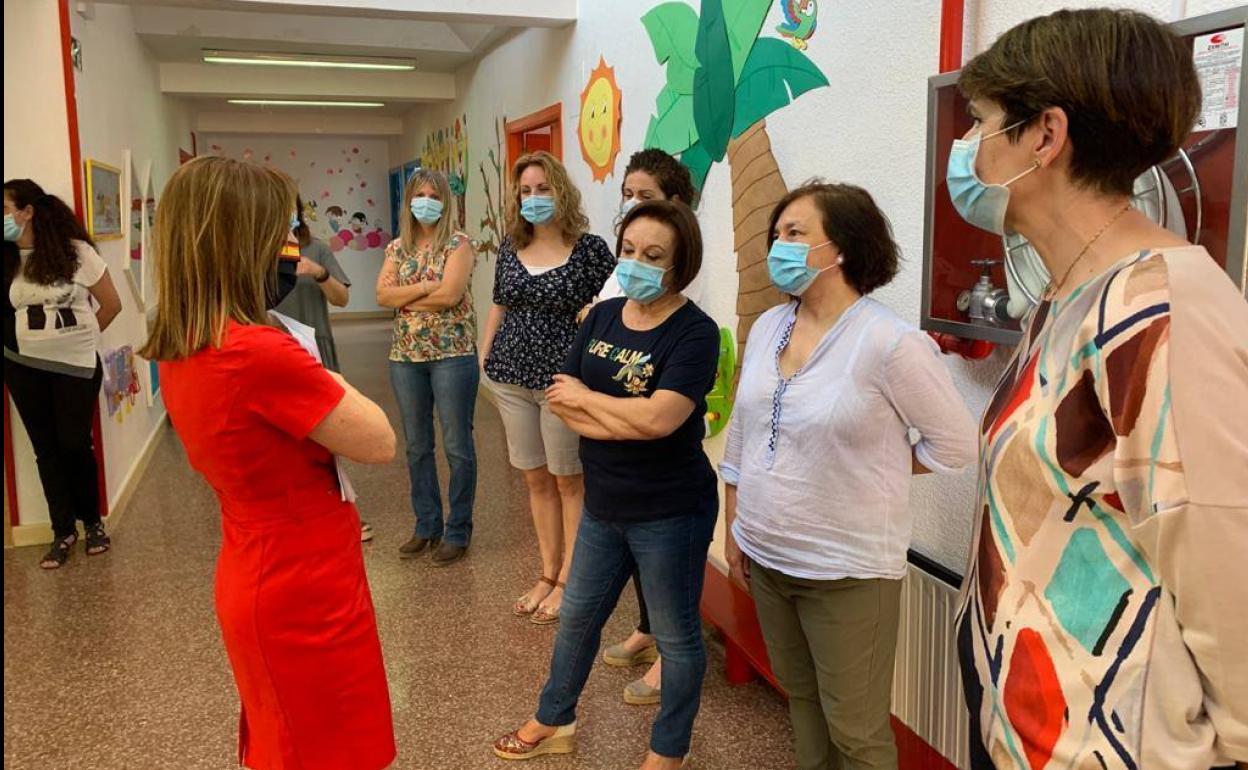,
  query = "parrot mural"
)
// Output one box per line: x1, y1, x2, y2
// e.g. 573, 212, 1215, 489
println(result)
777, 0, 818, 50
